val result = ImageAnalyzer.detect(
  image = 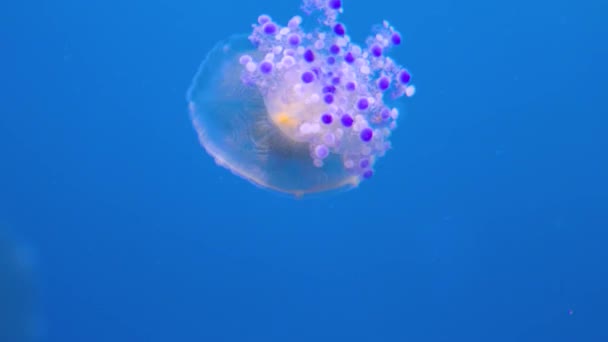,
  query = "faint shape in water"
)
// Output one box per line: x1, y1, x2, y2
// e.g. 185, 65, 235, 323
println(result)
0, 228, 41, 342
